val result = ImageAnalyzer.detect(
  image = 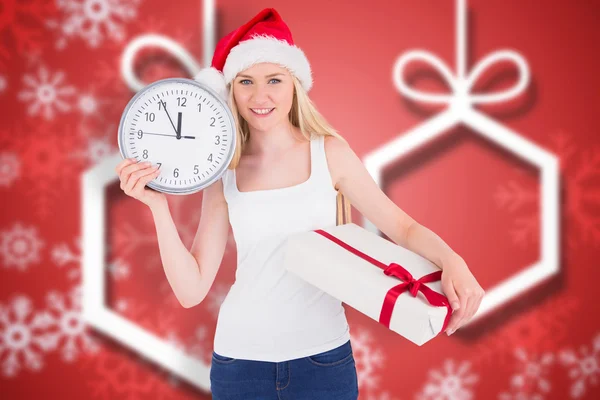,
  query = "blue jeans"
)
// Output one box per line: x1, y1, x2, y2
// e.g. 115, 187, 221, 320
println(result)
210, 339, 359, 399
